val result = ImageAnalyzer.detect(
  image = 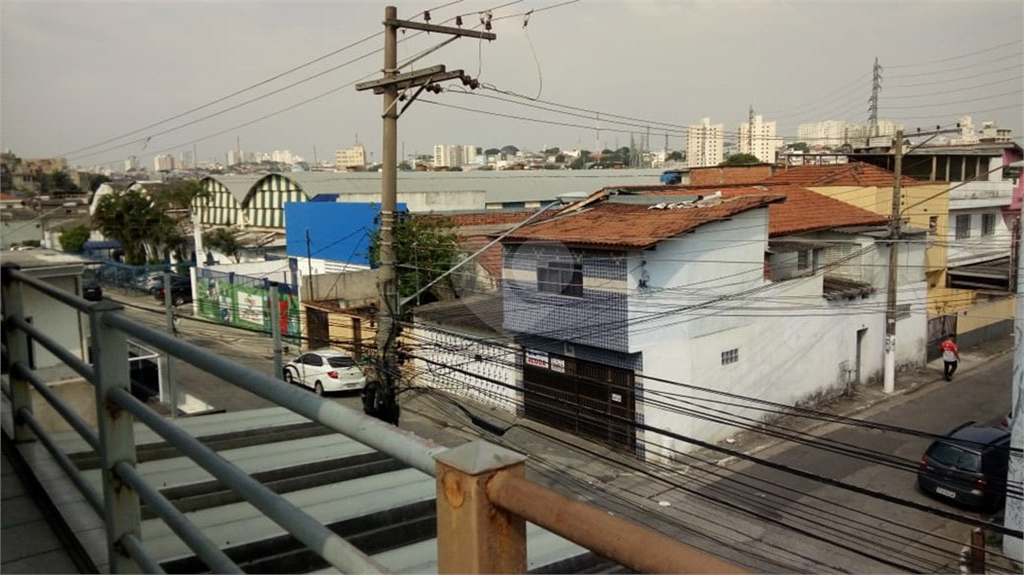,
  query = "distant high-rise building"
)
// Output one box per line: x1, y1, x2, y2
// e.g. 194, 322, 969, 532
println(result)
335, 145, 366, 170
738, 115, 782, 163
180, 149, 194, 170
227, 149, 243, 166
797, 120, 863, 148
124, 156, 140, 171
433, 144, 467, 168
686, 118, 724, 168
154, 154, 175, 172
462, 145, 478, 165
